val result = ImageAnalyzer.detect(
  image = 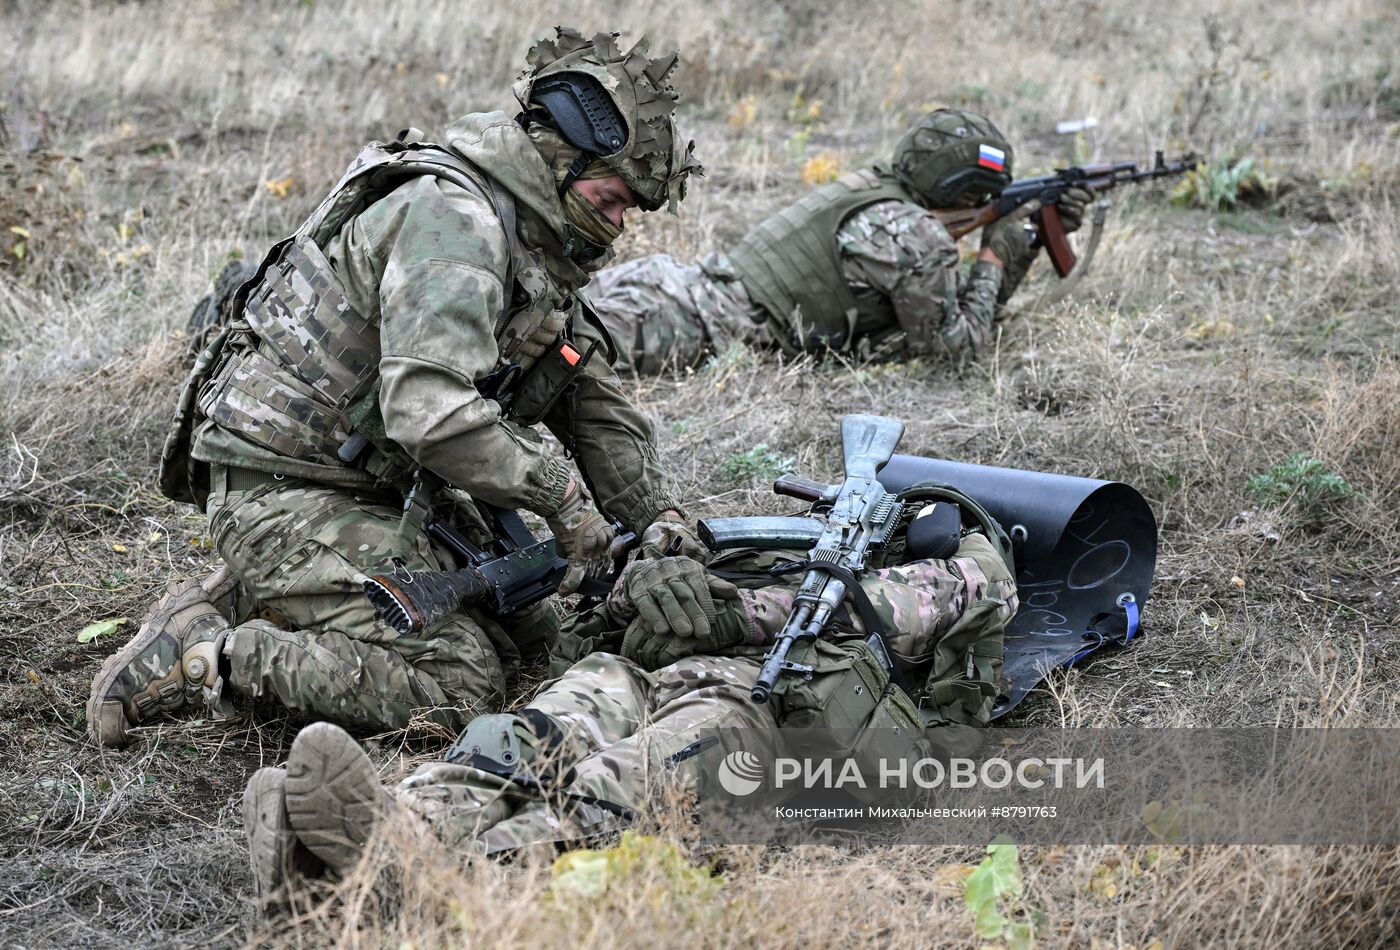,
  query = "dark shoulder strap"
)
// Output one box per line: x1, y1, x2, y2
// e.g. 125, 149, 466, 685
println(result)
482, 176, 519, 334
